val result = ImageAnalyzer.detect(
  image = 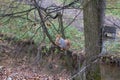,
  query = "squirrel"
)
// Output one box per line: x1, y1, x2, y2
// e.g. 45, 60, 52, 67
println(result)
55, 34, 71, 50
